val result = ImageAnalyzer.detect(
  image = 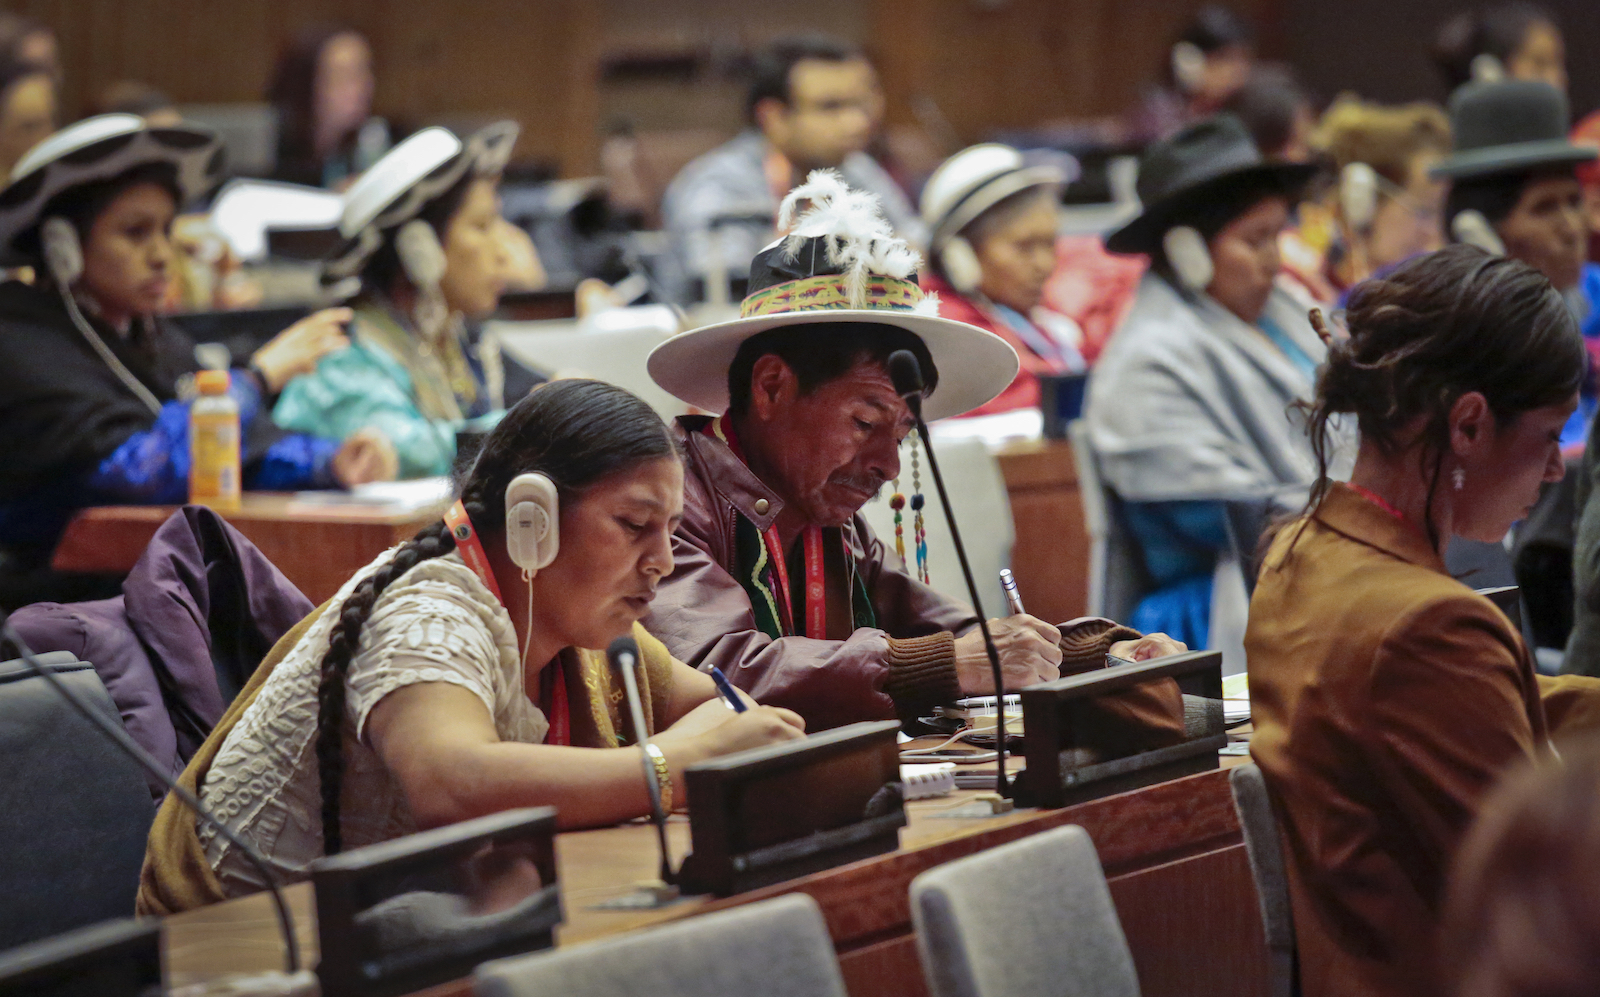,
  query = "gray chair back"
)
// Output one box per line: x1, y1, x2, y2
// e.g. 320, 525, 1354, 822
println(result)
474, 893, 848, 997
0, 652, 154, 950
1229, 763, 1296, 997
1069, 420, 1152, 623
910, 825, 1140, 997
